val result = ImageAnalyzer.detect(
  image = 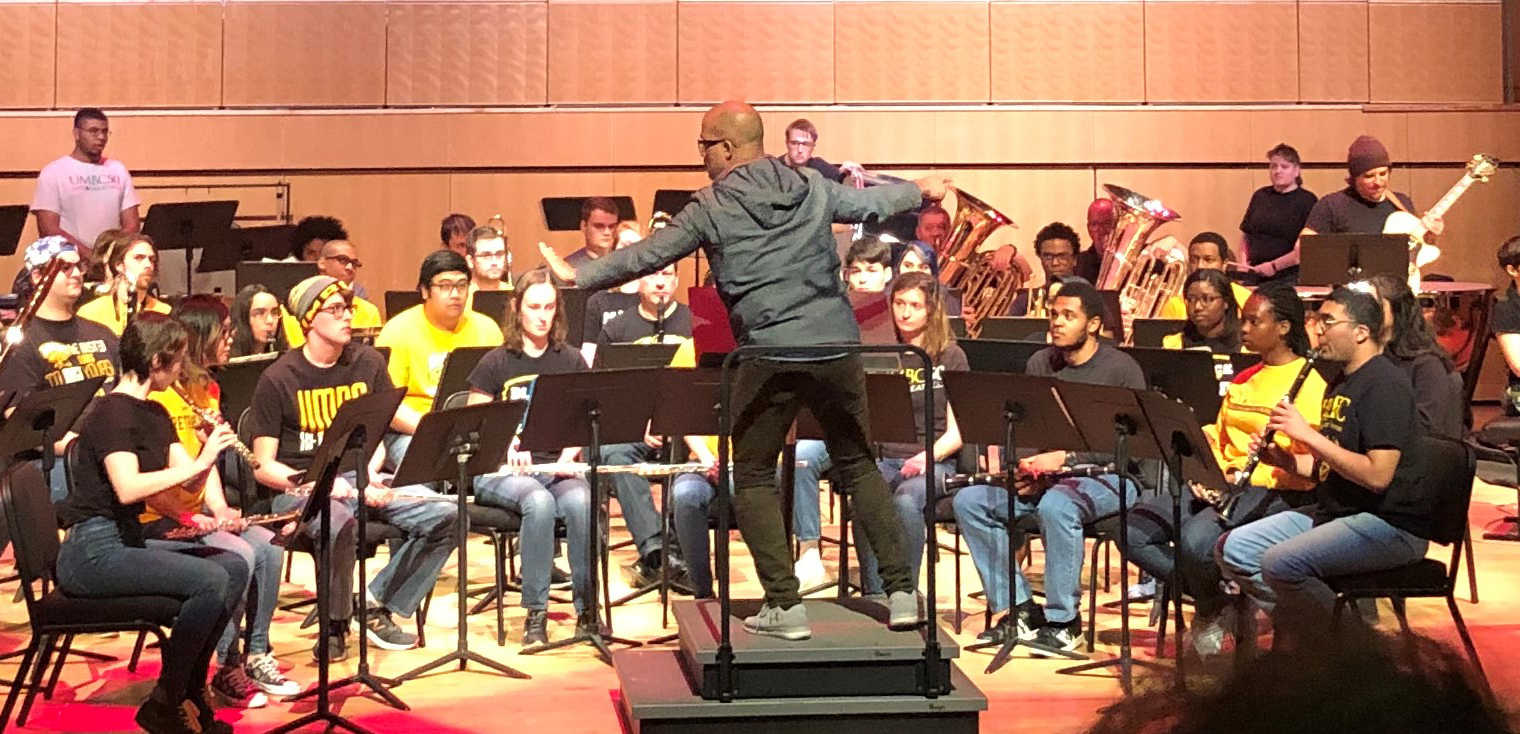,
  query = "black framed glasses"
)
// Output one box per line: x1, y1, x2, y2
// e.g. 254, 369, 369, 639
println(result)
696, 137, 726, 152
317, 302, 355, 319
